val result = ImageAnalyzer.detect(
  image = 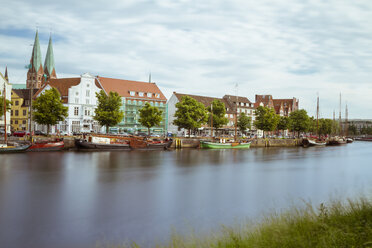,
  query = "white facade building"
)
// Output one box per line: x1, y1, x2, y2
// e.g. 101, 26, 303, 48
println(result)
35, 73, 103, 134
0, 72, 12, 133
